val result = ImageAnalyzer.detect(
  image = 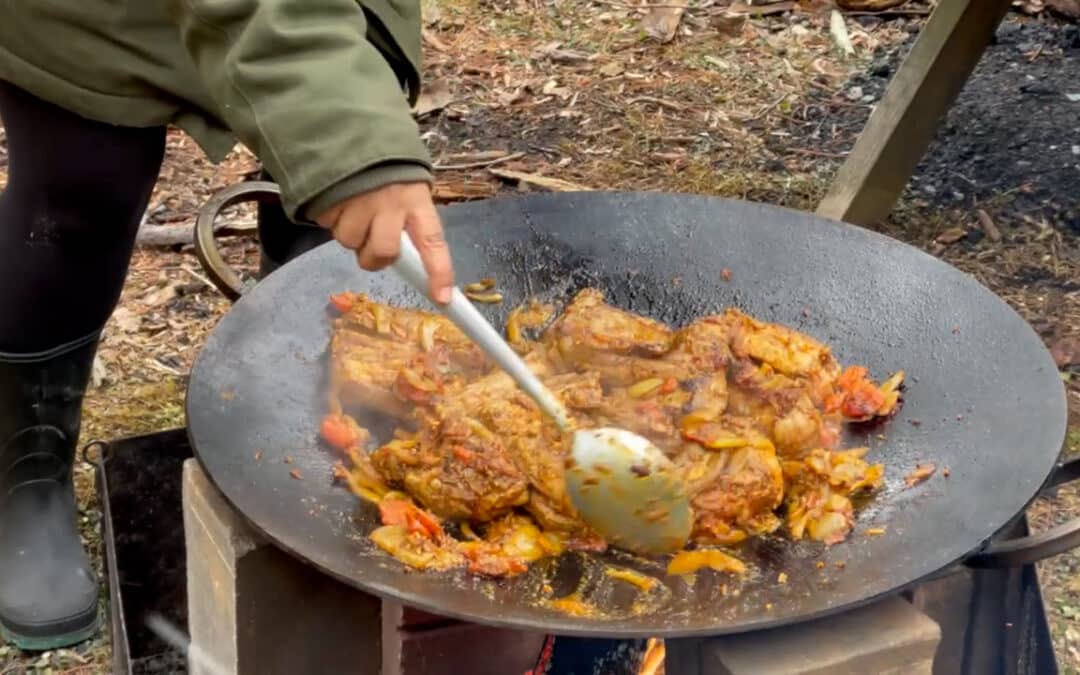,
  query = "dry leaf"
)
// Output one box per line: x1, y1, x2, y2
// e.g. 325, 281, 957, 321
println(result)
1050, 336, 1080, 368
495, 88, 526, 106
975, 210, 1002, 242
829, 10, 855, 56
711, 12, 747, 36
935, 227, 968, 245
422, 28, 449, 52
599, 61, 626, 78
143, 282, 181, 307
642, 3, 686, 43
488, 168, 592, 192
412, 78, 454, 117
535, 41, 591, 63
90, 353, 109, 389
541, 80, 572, 99
111, 307, 142, 333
